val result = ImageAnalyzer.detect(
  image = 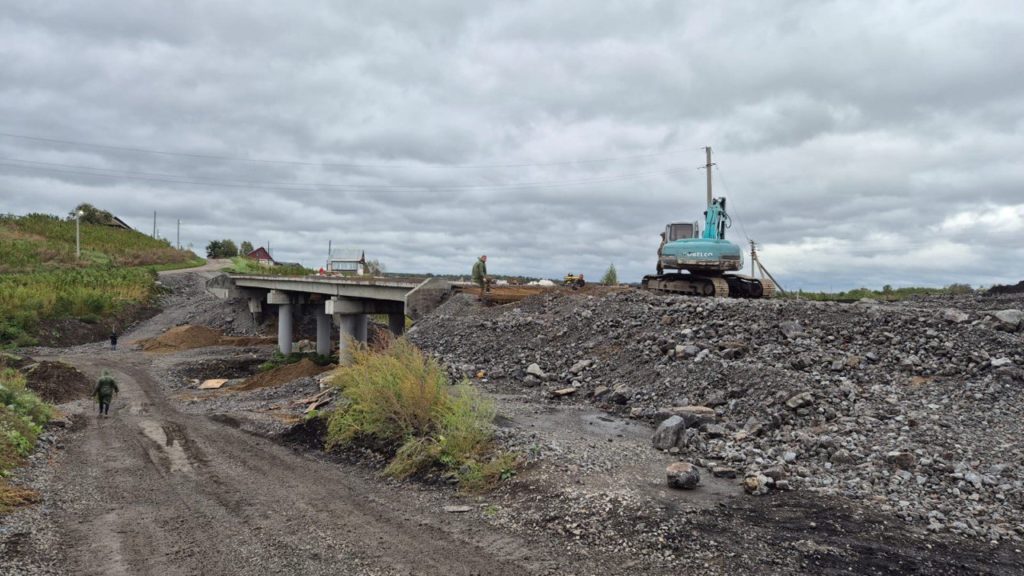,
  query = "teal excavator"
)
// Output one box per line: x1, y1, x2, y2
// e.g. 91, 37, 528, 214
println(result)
642, 147, 775, 298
